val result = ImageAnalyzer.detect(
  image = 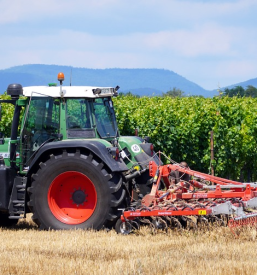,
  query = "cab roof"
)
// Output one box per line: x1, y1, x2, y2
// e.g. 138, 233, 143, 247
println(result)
22, 86, 117, 98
